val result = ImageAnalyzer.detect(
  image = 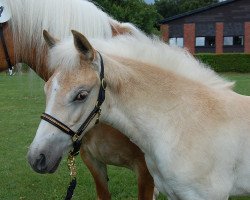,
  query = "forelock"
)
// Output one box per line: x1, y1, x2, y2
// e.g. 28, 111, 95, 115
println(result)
48, 38, 80, 71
